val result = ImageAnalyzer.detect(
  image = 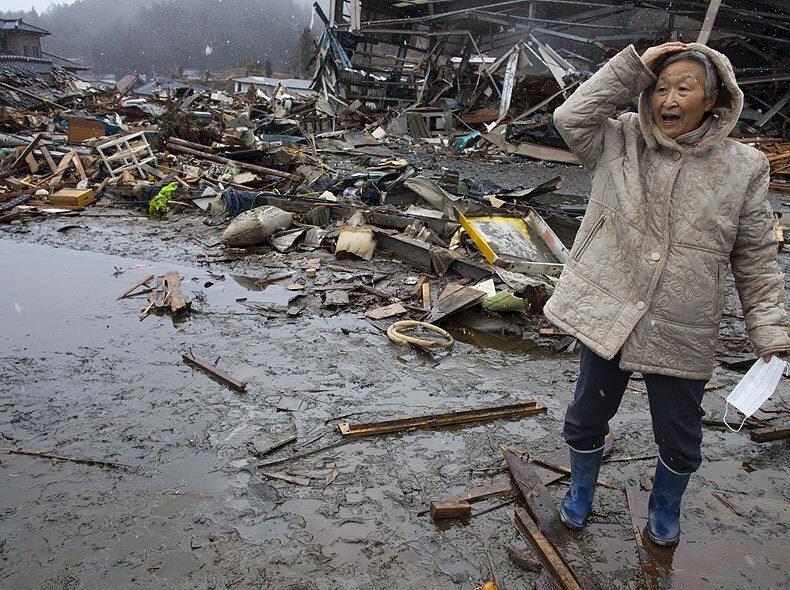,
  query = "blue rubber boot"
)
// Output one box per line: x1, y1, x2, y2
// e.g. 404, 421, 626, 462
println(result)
647, 458, 691, 547
560, 448, 604, 530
